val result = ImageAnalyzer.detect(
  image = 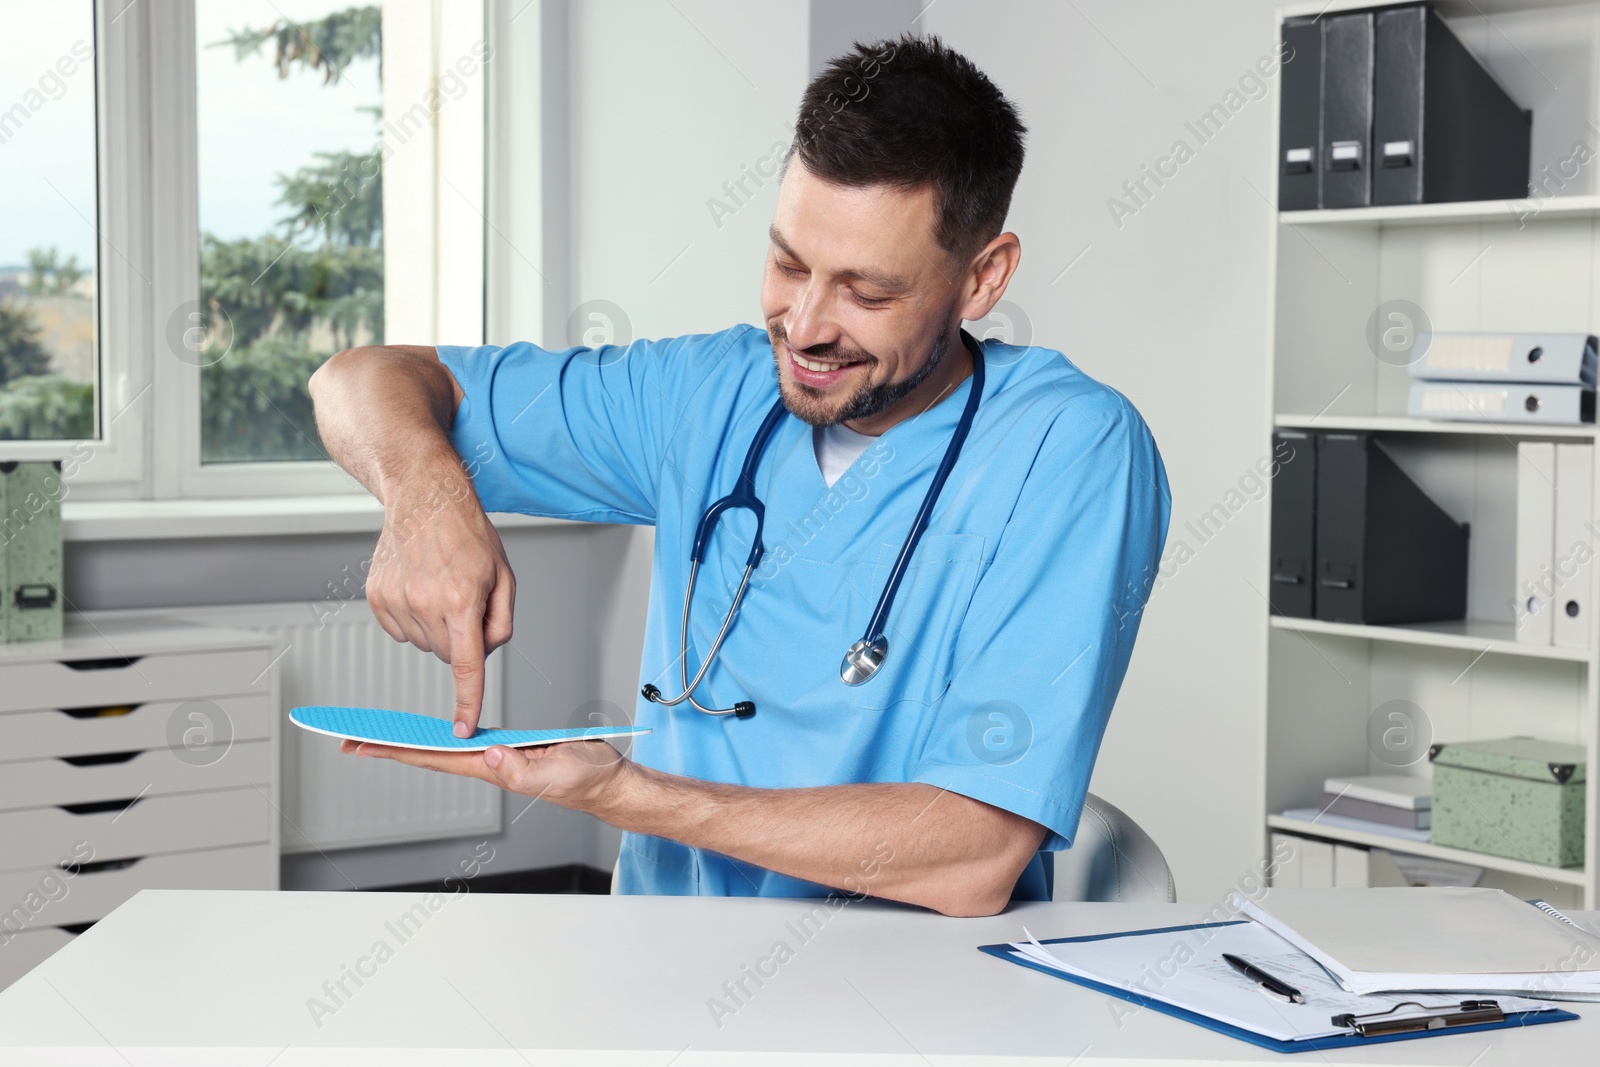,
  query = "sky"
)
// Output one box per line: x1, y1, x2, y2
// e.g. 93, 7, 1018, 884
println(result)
0, 1, 382, 270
